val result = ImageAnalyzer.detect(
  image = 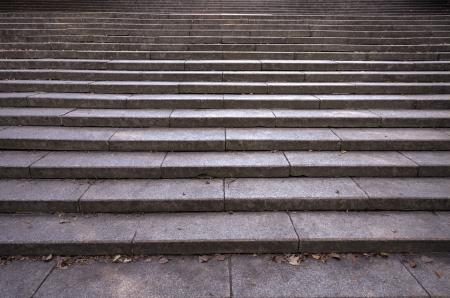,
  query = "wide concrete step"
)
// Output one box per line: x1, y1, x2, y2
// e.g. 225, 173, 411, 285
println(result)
3, 59, 450, 72
2, 42, 450, 53
0, 108, 449, 128
2, 80, 450, 94
0, 177, 448, 213
2, 49, 448, 61
1, 126, 449, 151
2, 69, 450, 83
0, 211, 448, 255
6, 35, 450, 46
1, 150, 449, 178
2, 93, 449, 109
